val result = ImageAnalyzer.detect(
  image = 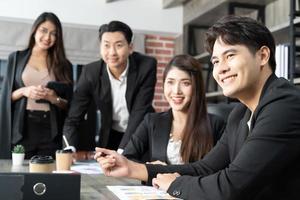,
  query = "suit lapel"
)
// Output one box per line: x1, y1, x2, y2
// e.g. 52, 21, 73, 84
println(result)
100, 63, 112, 104
125, 55, 137, 111
234, 109, 251, 156
15, 50, 31, 87
152, 110, 173, 162
97, 63, 112, 147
